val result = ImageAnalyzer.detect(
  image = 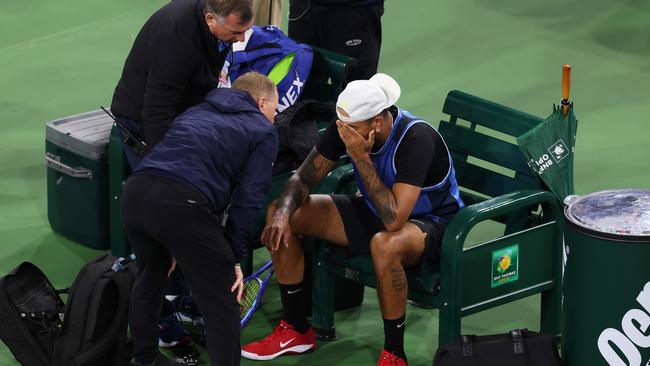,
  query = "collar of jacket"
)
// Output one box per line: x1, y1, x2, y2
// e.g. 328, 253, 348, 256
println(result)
195, 0, 224, 67
205, 88, 263, 116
